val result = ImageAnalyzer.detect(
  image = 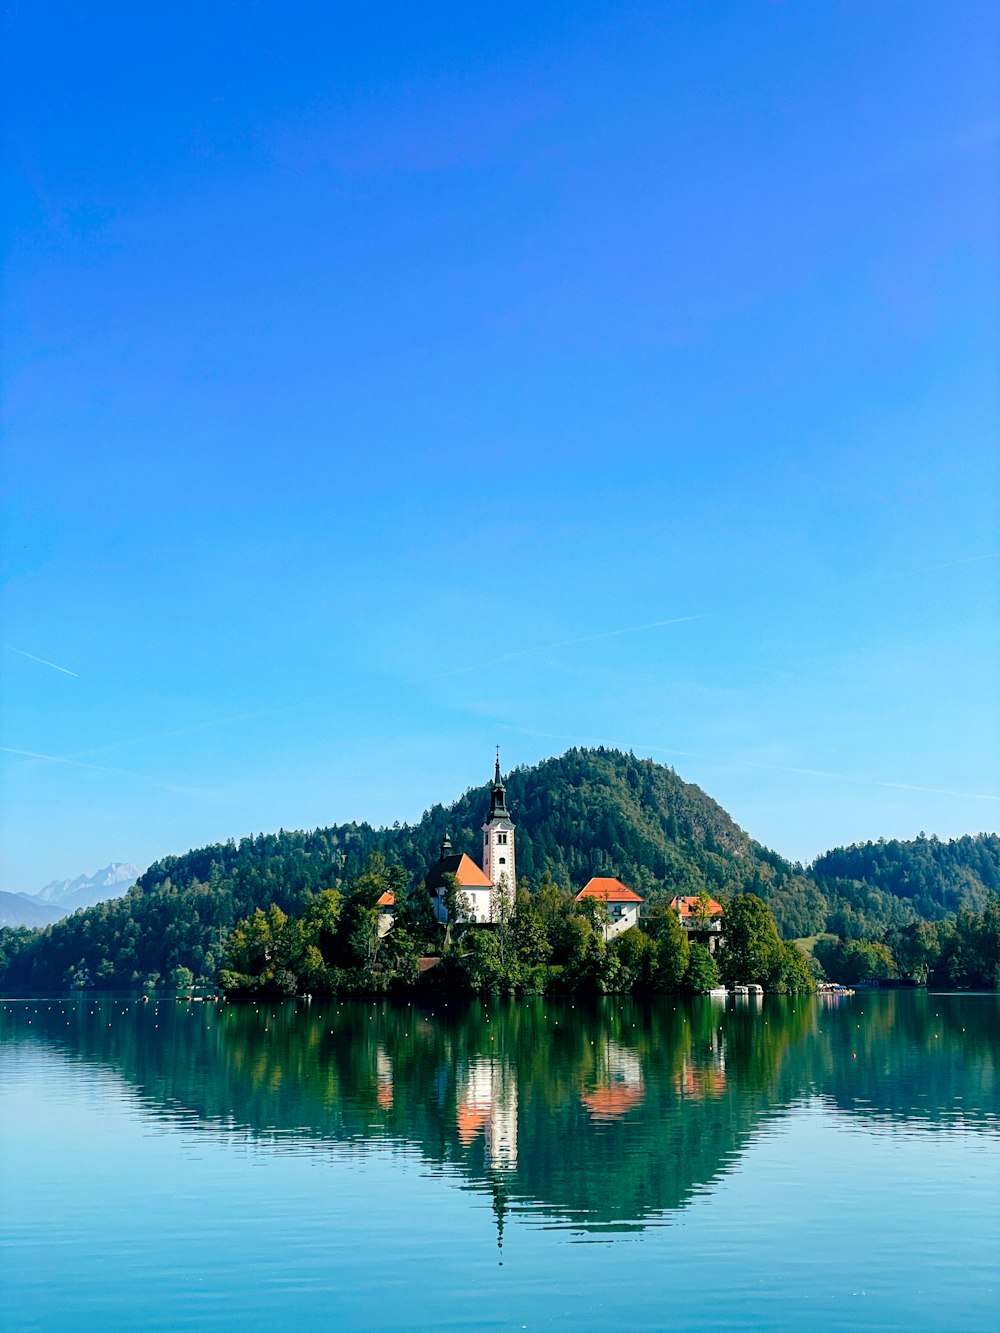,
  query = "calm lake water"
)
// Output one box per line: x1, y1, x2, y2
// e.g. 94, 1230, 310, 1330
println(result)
1, 990, 998, 1332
